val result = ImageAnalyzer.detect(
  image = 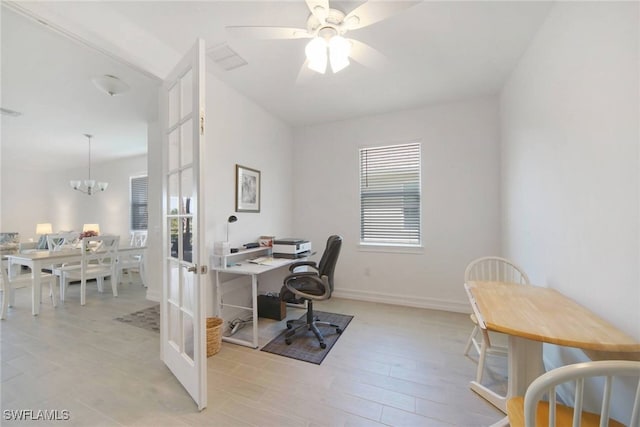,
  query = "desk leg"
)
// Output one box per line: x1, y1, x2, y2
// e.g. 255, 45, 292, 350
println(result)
469, 336, 543, 414
251, 274, 258, 348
